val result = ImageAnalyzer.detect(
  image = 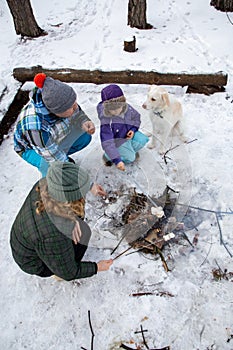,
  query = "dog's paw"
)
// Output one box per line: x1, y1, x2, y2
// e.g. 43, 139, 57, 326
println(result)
180, 135, 188, 143
144, 130, 152, 137
147, 142, 156, 149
